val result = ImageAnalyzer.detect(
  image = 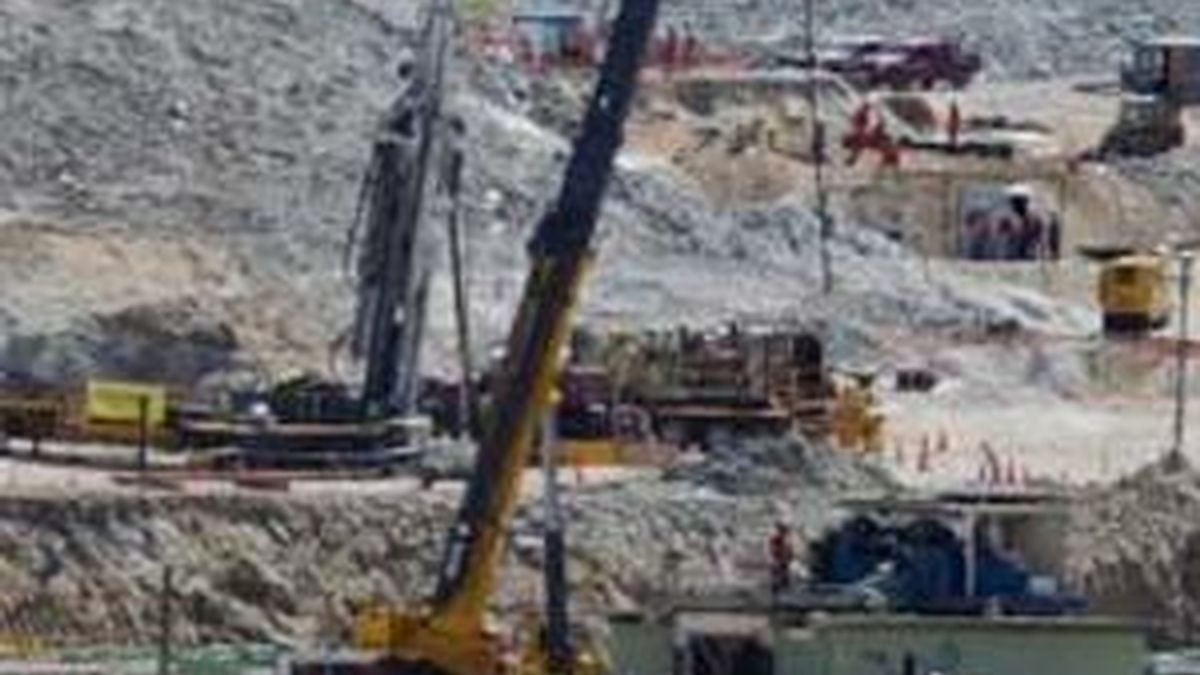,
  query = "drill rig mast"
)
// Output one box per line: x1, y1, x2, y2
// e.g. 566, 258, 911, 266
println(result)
348, 0, 660, 672
351, 0, 455, 420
